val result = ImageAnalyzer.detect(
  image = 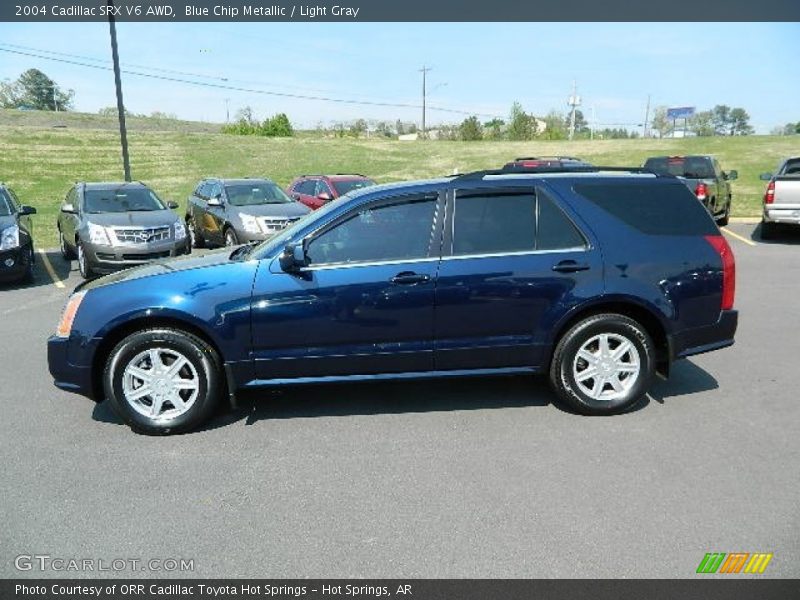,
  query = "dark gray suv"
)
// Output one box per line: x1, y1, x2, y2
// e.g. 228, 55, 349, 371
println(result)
57, 182, 189, 279
186, 178, 310, 248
